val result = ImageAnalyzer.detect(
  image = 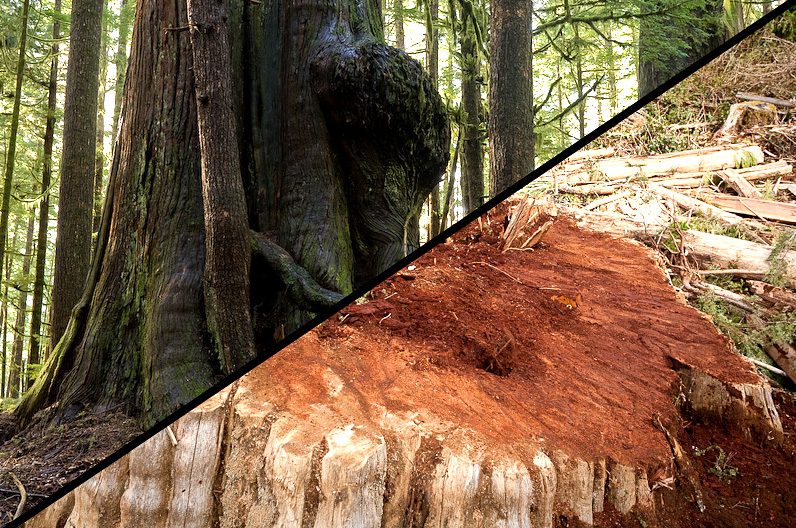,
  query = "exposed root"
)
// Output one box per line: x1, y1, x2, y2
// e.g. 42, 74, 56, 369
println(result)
251, 231, 345, 312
